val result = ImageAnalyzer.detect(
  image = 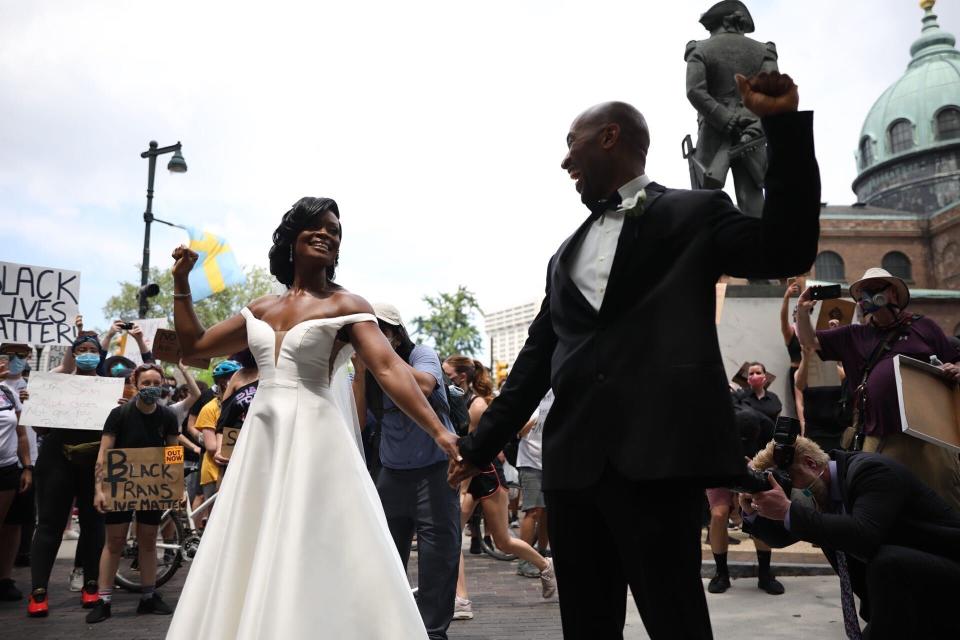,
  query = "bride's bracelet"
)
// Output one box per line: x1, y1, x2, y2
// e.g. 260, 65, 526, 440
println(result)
173, 292, 192, 299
